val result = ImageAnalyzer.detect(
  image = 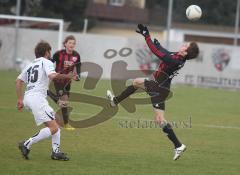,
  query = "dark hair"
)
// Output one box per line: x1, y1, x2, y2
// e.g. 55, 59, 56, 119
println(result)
186, 42, 199, 60
34, 41, 51, 58
63, 35, 76, 46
